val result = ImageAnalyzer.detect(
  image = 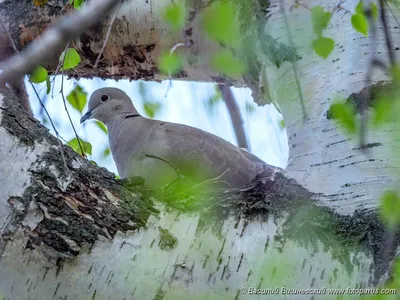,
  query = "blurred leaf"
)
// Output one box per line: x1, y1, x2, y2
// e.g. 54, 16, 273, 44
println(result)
210, 50, 246, 78
159, 52, 183, 75
29, 66, 48, 83
68, 138, 92, 156
310, 6, 332, 36
204, 88, 222, 115
380, 190, 400, 229
355, 1, 378, 20
372, 96, 392, 125
96, 121, 108, 134
45, 76, 51, 94
245, 102, 255, 114
162, 2, 186, 31
66, 85, 87, 113
201, 1, 241, 48
279, 119, 285, 129
69, 0, 84, 10
351, 13, 368, 36
329, 102, 357, 133
60, 48, 81, 70
391, 64, 400, 84
312, 36, 334, 58
262, 34, 301, 68
103, 147, 111, 158
143, 102, 162, 118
